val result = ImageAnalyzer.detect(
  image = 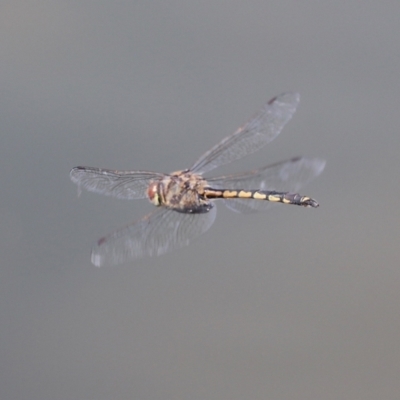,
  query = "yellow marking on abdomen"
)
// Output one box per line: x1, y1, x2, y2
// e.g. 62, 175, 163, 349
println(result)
252, 192, 267, 200
238, 190, 253, 198
267, 195, 282, 202
222, 190, 239, 198
203, 189, 222, 198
